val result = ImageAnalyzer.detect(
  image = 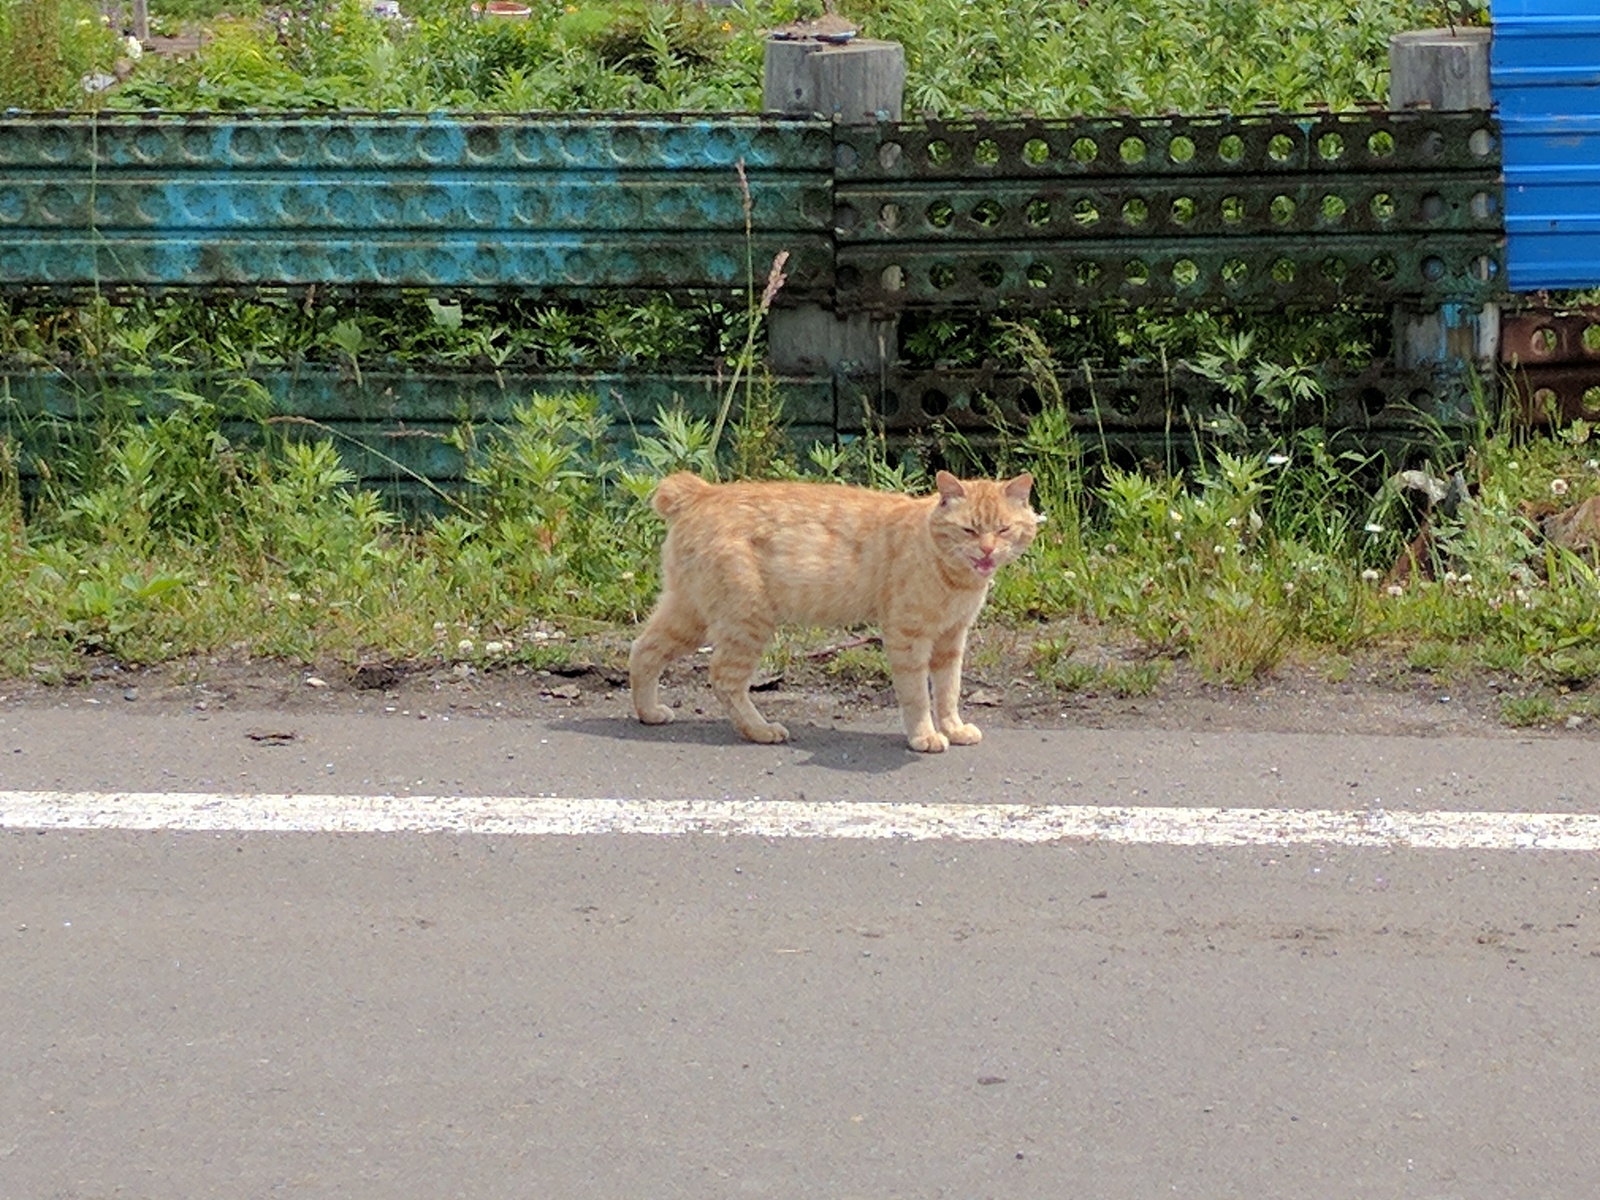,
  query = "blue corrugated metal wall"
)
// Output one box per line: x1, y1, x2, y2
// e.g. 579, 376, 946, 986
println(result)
1493, 0, 1600, 290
